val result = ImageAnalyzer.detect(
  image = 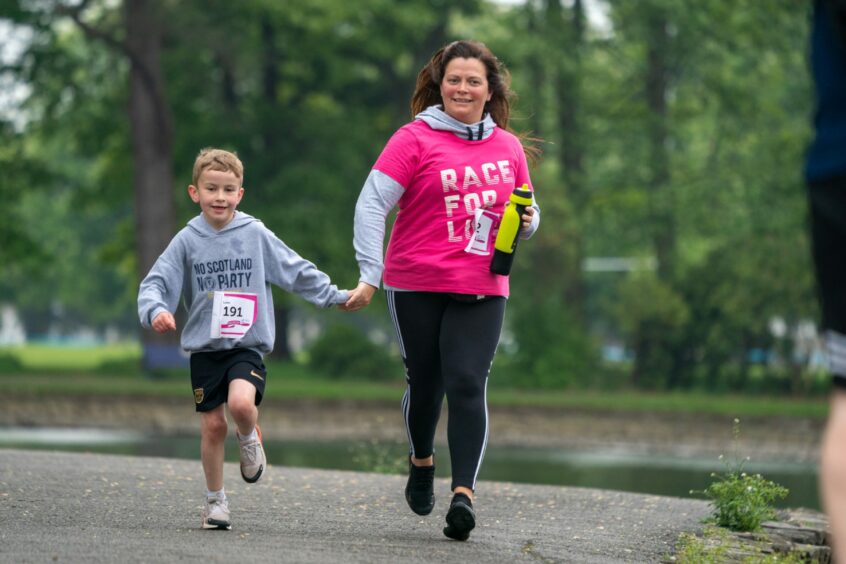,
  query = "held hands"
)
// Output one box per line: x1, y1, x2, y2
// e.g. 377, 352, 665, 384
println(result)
338, 282, 377, 312
337, 206, 531, 314
151, 311, 177, 333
